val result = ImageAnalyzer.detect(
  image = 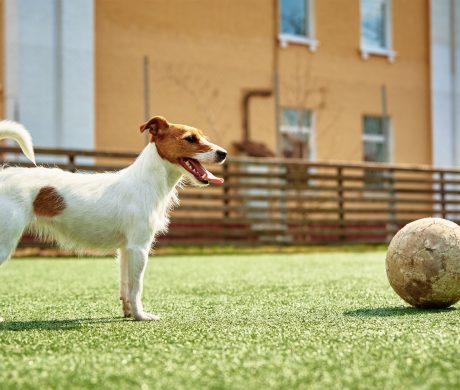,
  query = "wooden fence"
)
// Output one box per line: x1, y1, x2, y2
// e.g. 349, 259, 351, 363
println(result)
2, 145, 460, 247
